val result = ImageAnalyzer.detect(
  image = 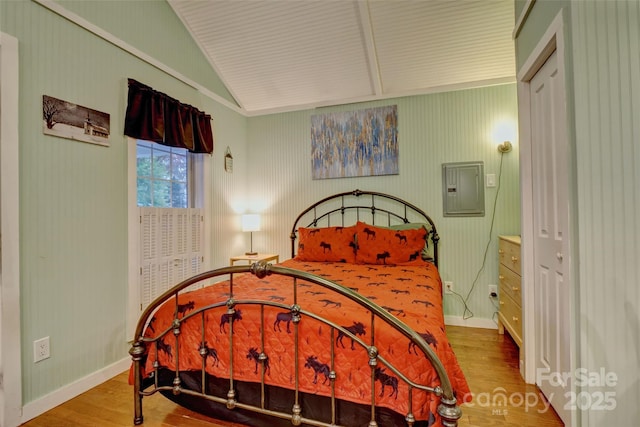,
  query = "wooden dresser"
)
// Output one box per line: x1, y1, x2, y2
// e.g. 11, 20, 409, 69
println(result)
497, 236, 522, 349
